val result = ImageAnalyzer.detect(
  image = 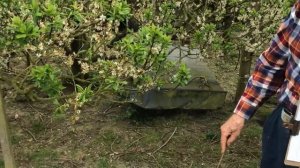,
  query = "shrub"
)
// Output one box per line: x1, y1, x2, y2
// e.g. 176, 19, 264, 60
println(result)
0, 0, 294, 121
